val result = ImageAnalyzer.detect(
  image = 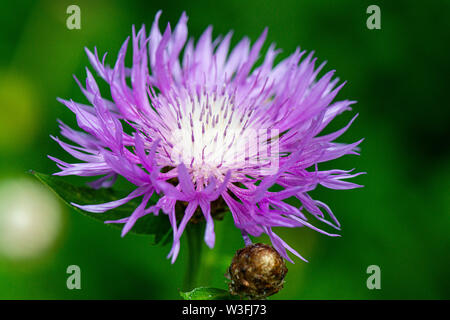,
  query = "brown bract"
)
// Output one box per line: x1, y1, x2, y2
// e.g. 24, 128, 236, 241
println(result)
175, 196, 227, 223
